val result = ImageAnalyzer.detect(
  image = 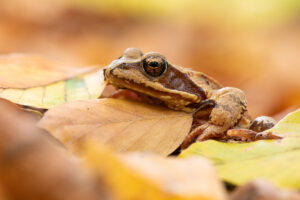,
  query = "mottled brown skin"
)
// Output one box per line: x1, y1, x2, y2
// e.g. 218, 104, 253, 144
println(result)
104, 48, 280, 149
